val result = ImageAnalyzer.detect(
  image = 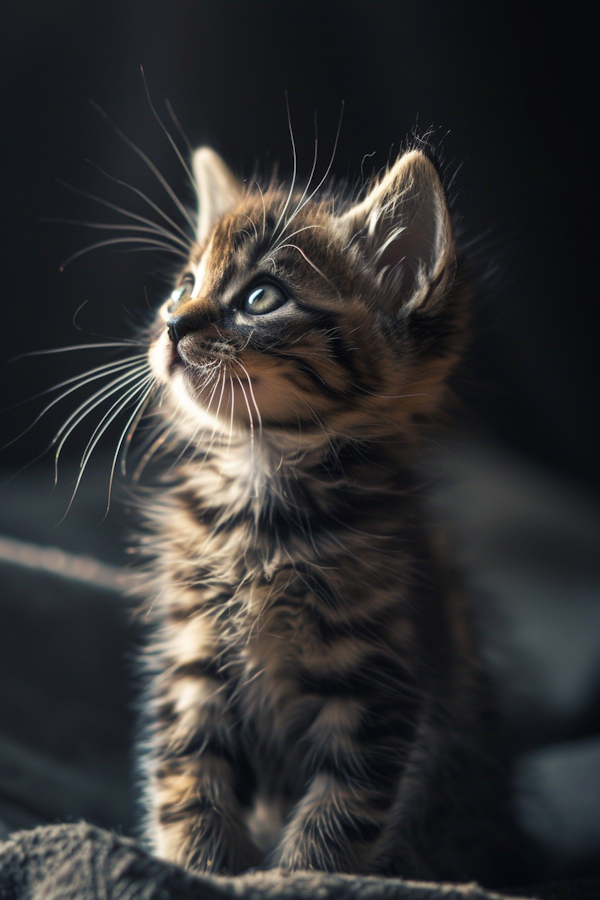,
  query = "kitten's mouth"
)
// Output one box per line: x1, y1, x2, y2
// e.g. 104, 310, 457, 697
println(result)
172, 341, 260, 400
174, 335, 234, 370
171, 337, 258, 385
182, 364, 262, 427
155, 332, 265, 426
